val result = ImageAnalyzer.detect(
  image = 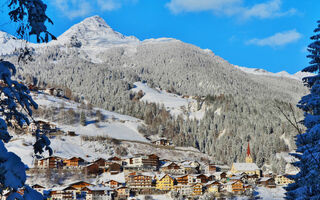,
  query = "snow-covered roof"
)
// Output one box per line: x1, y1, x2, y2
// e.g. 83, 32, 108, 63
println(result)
85, 186, 113, 191
156, 173, 174, 181
161, 162, 174, 168
225, 180, 241, 185
97, 172, 126, 183
232, 163, 260, 171
259, 177, 273, 182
